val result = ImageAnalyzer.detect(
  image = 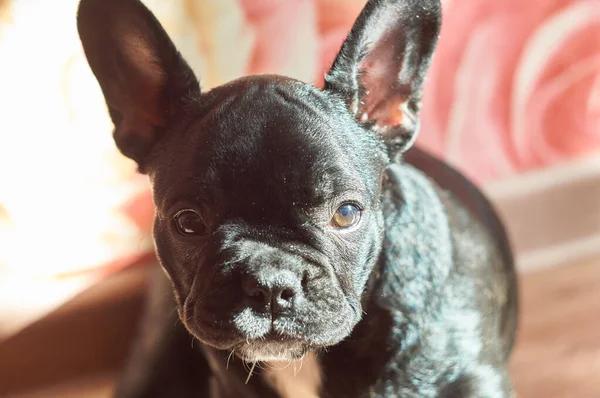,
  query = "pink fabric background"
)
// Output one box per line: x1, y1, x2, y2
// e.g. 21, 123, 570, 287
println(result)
241, 0, 600, 184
